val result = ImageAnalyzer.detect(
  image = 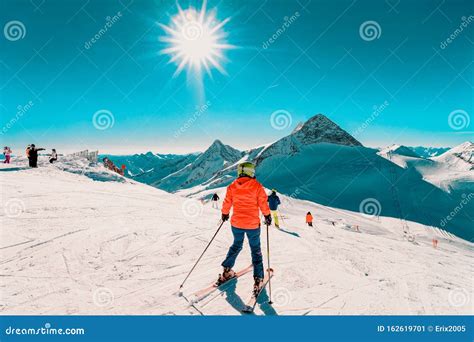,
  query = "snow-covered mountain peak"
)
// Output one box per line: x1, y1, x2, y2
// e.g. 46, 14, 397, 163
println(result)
206, 139, 228, 152
293, 114, 363, 147
435, 141, 473, 168
198, 139, 242, 163
256, 114, 362, 160
447, 141, 473, 155
155, 140, 243, 191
